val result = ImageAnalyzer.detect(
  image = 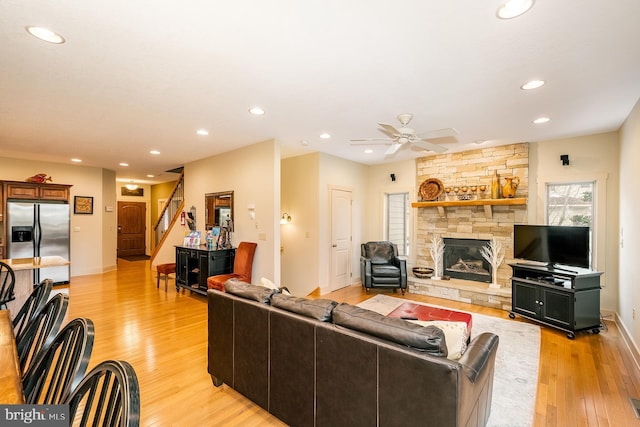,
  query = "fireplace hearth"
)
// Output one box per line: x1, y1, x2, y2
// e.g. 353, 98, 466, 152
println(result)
443, 238, 492, 283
